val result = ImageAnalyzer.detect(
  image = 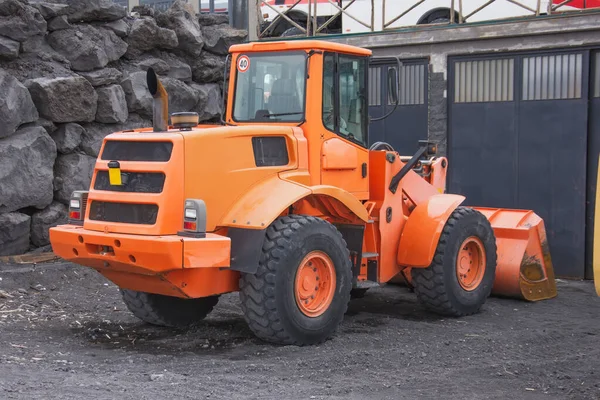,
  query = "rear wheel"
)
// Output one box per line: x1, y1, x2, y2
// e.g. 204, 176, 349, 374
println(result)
120, 289, 219, 328
239, 215, 352, 345
411, 206, 497, 316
